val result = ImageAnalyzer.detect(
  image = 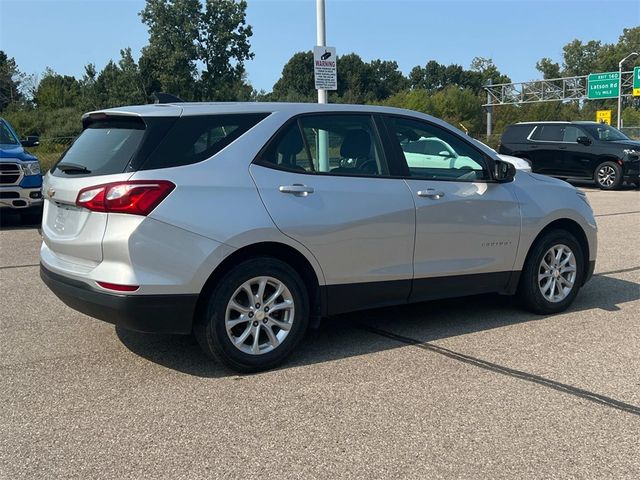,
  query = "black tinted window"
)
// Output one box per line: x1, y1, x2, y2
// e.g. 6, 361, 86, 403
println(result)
53, 118, 146, 177
501, 125, 532, 143
532, 125, 564, 142
141, 113, 269, 170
